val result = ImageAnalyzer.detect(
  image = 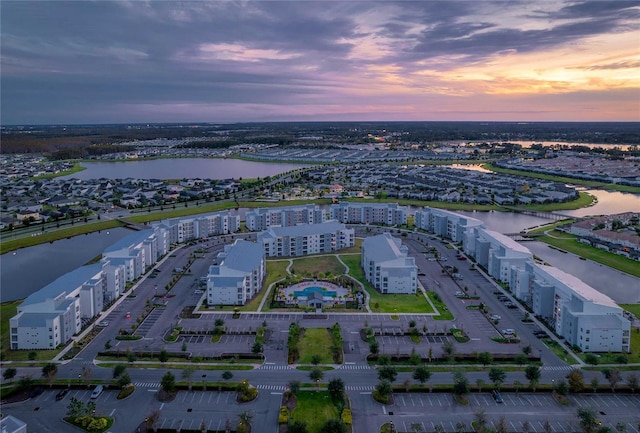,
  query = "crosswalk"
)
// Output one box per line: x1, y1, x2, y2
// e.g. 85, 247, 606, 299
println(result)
256, 384, 286, 391
257, 364, 292, 370
346, 385, 374, 391
542, 365, 574, 371
338, 363, 371, 370
134, 382, 160, 388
